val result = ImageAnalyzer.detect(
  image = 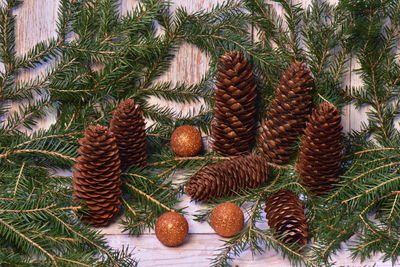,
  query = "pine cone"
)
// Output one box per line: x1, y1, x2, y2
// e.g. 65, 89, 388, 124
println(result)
185, 155, 268, 202
73, 124, 122, 226
110, 99, 147, 168
260, 62, 313, 165
297, 102, 344, 195
210, 51, 257, 156
265, 190, 308, 246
